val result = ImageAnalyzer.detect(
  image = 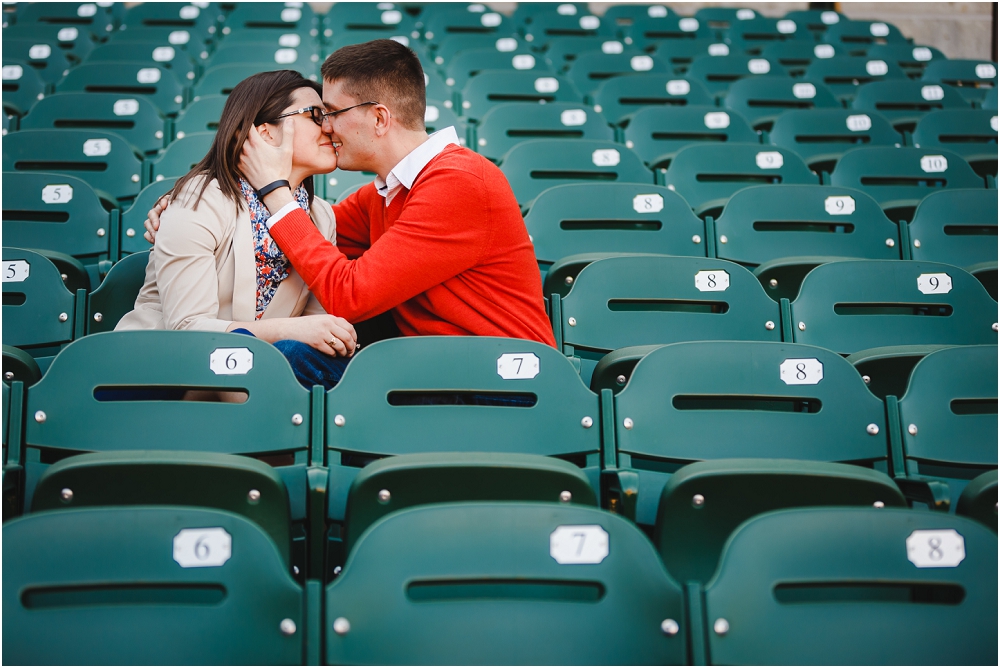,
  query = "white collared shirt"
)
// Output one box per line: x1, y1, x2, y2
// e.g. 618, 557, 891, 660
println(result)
265, 126, 460, 228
